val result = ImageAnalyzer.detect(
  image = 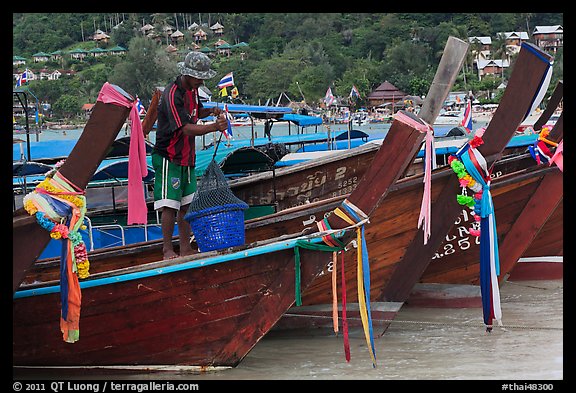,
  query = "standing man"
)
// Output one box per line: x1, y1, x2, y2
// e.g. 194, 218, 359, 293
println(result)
154, 51, 228, 259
